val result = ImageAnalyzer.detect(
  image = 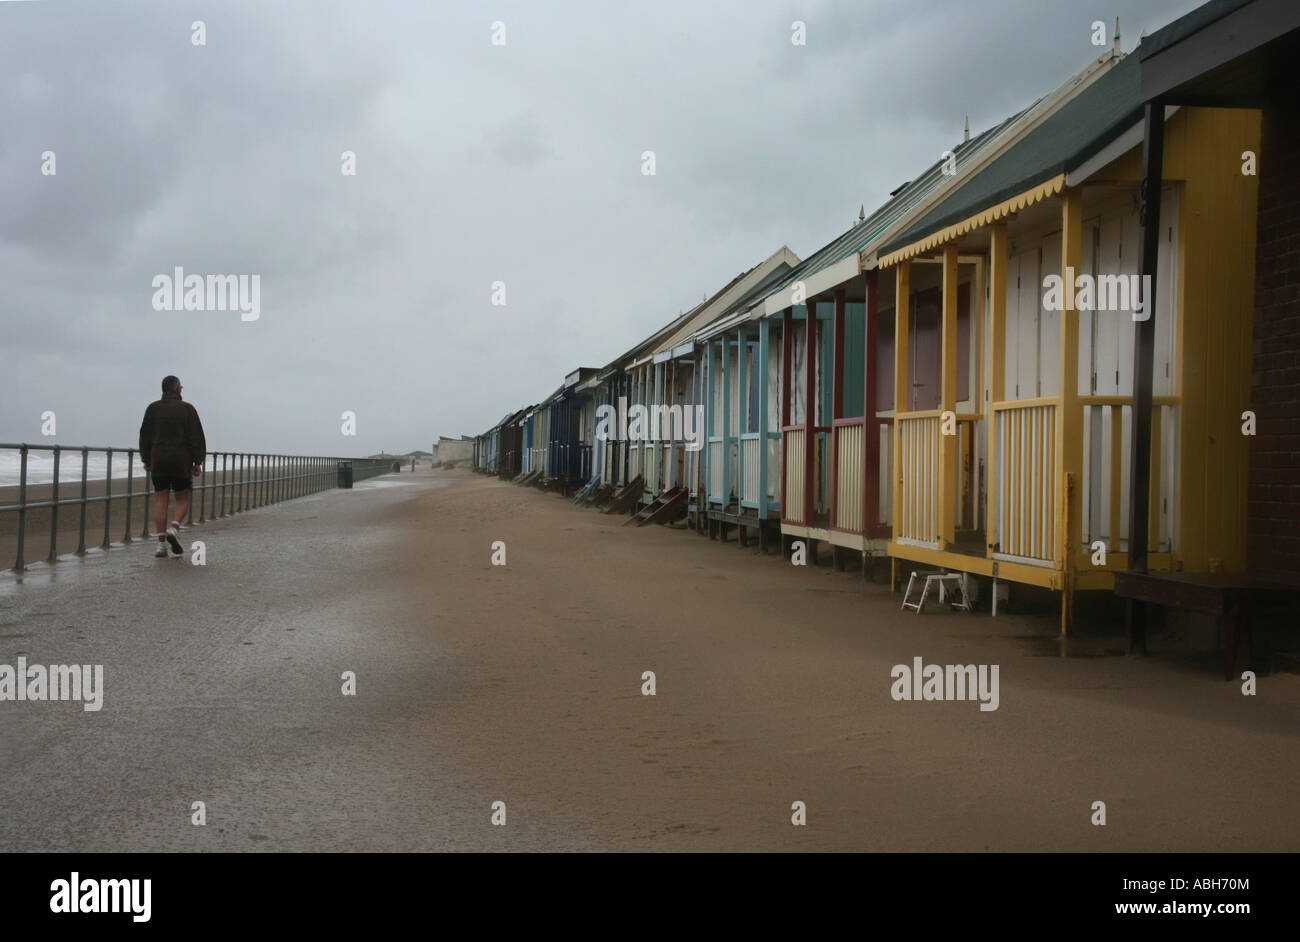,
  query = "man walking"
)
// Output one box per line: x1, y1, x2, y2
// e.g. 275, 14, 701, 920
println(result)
139, 376, 206, 558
